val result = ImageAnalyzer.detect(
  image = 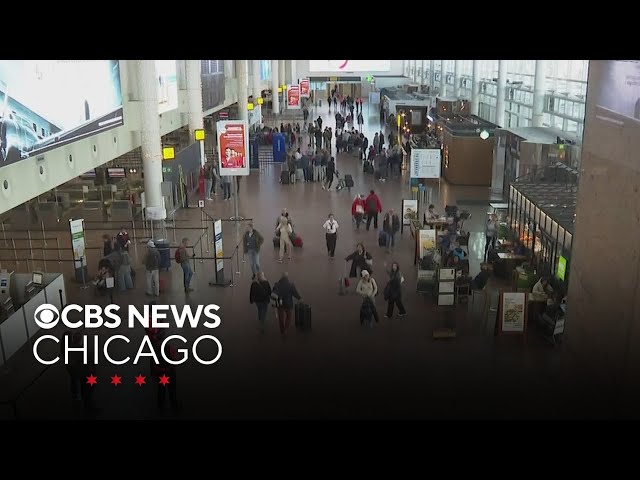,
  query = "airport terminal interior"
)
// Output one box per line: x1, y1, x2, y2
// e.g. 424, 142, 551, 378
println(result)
0, 59, 639, 419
